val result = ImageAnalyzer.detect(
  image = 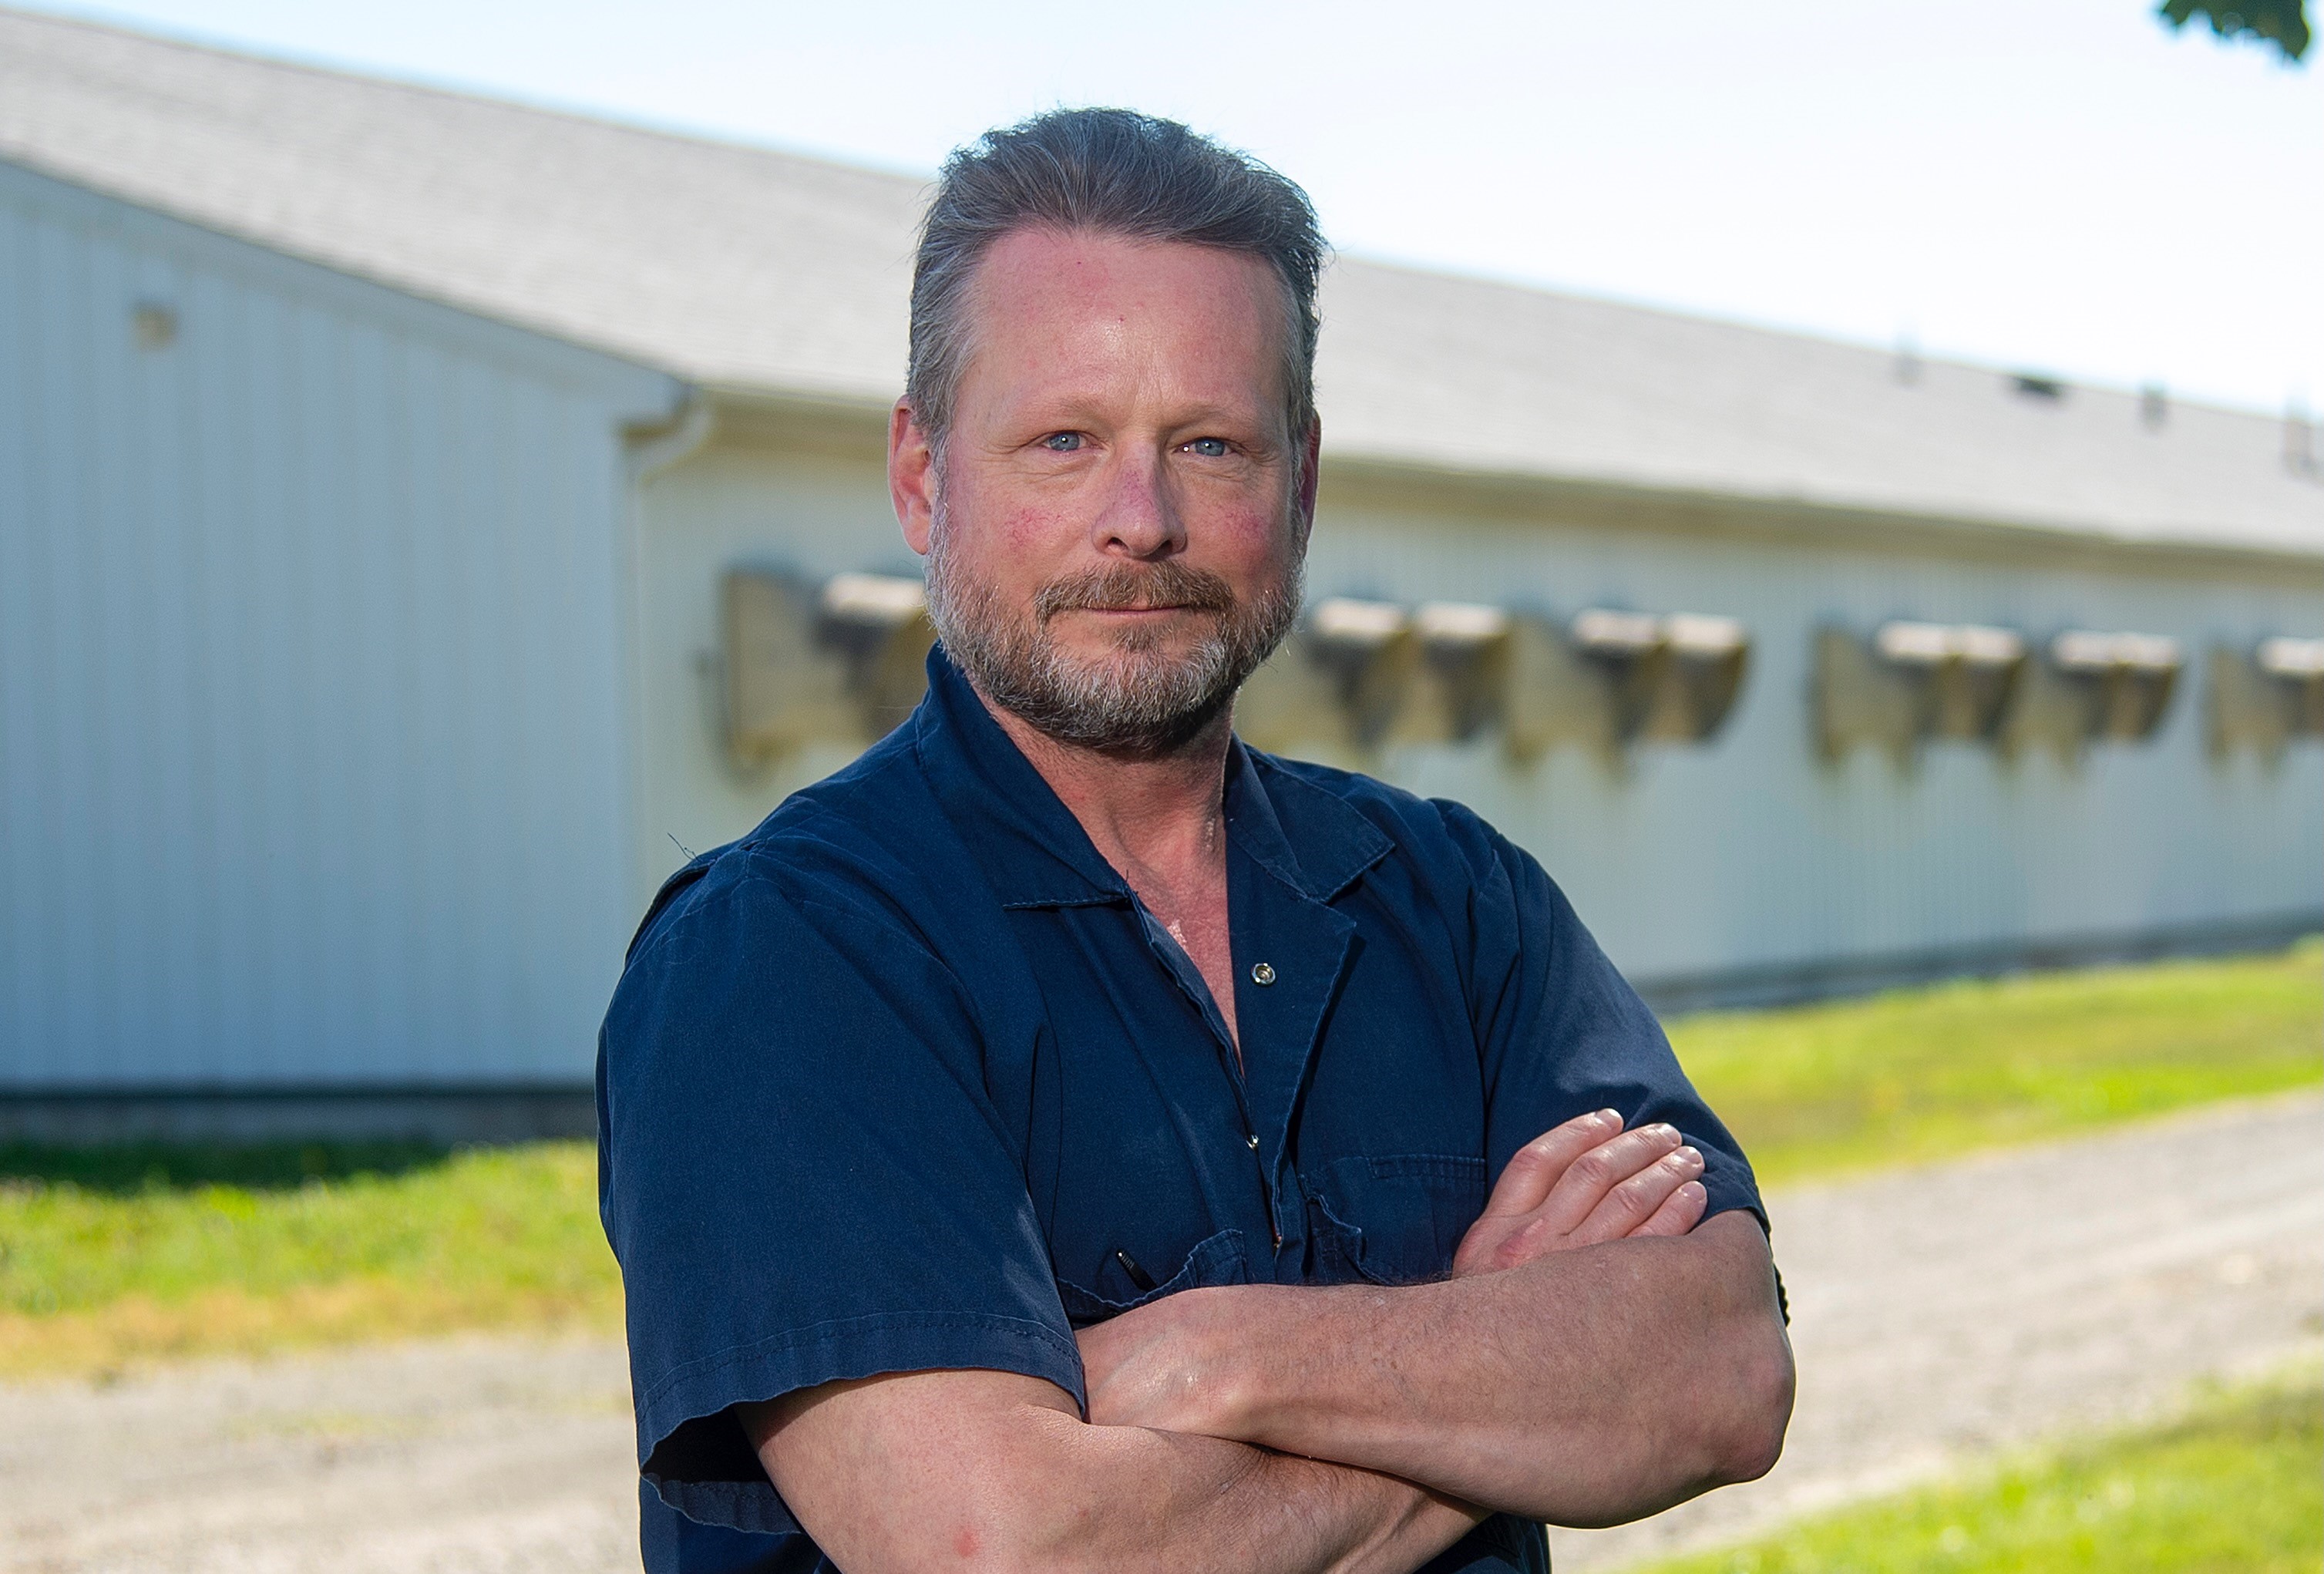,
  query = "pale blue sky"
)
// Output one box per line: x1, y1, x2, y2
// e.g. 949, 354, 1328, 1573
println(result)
32, 0, 2322, 415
